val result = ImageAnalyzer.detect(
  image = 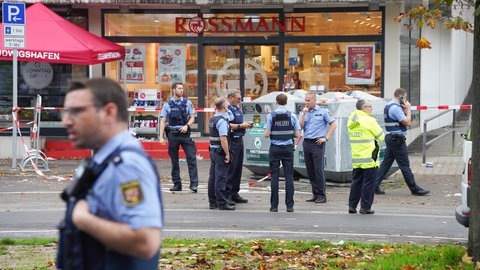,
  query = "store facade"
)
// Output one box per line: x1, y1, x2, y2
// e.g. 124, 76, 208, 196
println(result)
102, 6, 384, 134
0, 1, 473, 139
